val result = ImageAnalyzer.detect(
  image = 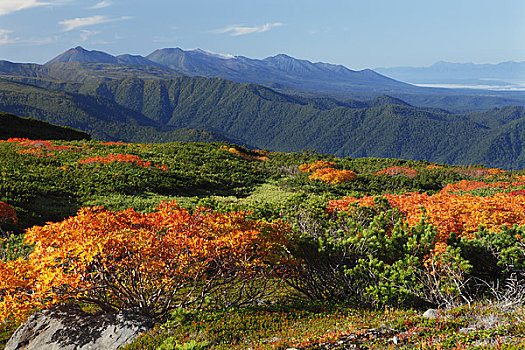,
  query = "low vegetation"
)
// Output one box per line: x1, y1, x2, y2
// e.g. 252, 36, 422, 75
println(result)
2, 137, 525, 349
